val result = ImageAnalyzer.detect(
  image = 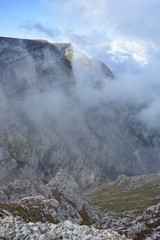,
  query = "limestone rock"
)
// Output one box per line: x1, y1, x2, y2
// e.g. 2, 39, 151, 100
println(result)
101, 203, 160, 240
0, 170, 99, 225
0, 216, 130, 240
47, 169, 82, 209
1, 177, 51, 202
